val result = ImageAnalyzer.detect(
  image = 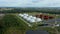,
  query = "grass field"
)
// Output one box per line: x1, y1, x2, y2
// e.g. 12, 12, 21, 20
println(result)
55, 27, 60, 32
0, 14, 31, 34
